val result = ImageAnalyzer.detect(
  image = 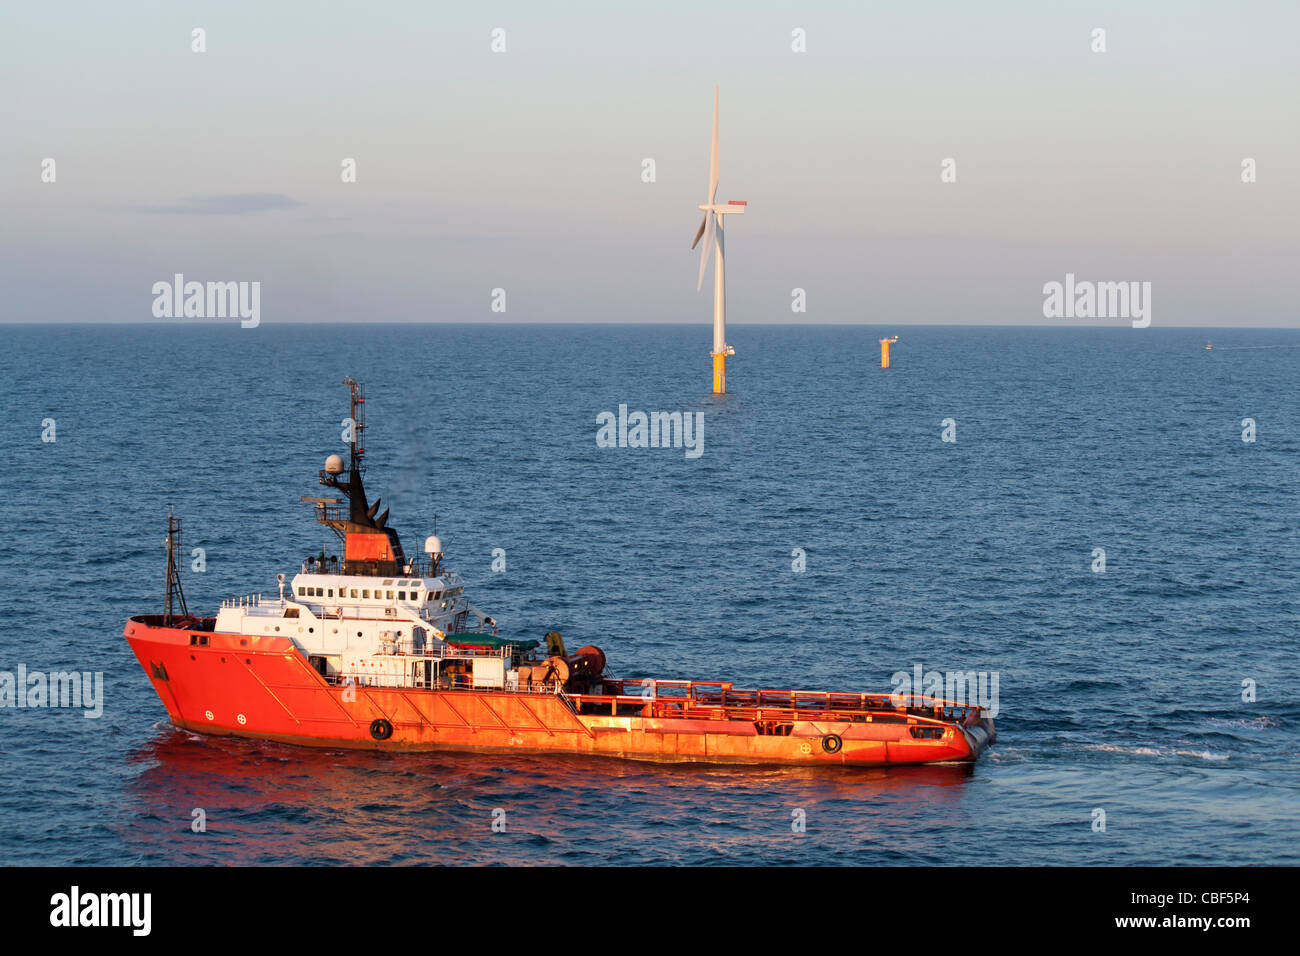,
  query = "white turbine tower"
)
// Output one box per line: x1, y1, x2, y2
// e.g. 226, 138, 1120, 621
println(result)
691, 86, 747, 394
